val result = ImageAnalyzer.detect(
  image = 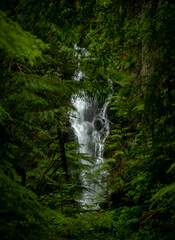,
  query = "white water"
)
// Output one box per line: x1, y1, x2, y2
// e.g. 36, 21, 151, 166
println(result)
70, 93, 110, 208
